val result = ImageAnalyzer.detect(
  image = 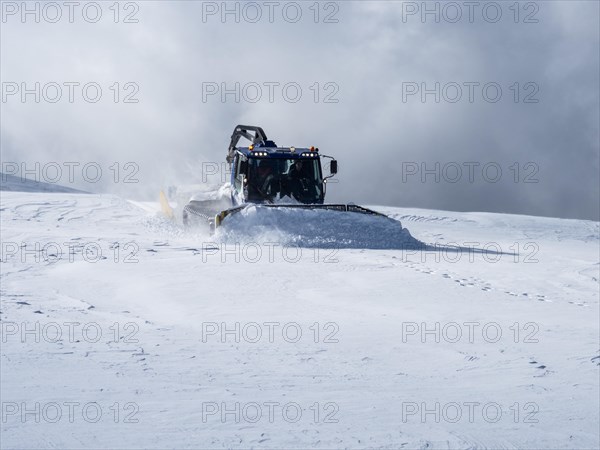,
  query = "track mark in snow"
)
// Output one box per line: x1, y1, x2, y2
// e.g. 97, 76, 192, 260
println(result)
395, 213, 477, 224
459, 351, 480, 362
529, 358, 553, 377
568, 300, 589, 307
453, 278, 476, 287
404, 260, 554, 304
